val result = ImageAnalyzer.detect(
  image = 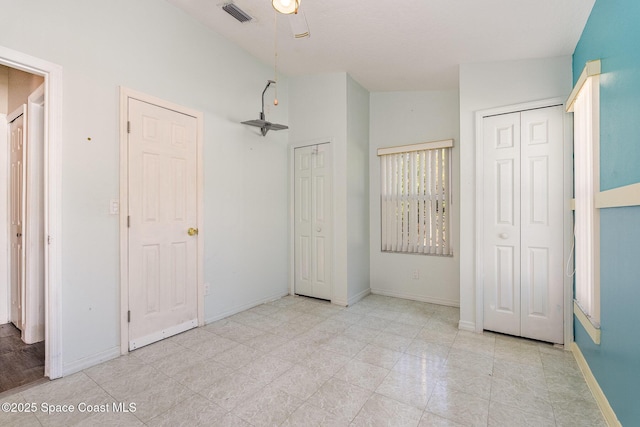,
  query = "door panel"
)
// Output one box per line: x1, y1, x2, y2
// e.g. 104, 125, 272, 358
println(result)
520, 106, 564, 343
483, 112, 521, 337
128, 99, 198, 350
9, 109, 26, 331
295, 144, 332, 300
295, 147, 313, 297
